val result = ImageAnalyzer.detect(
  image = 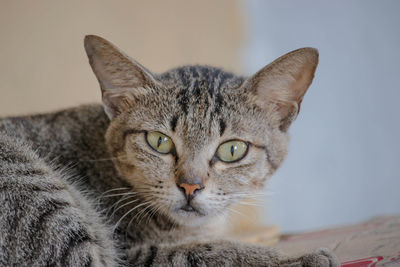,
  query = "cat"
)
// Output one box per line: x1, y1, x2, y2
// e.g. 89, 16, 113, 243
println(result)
0, 35, 339, 266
